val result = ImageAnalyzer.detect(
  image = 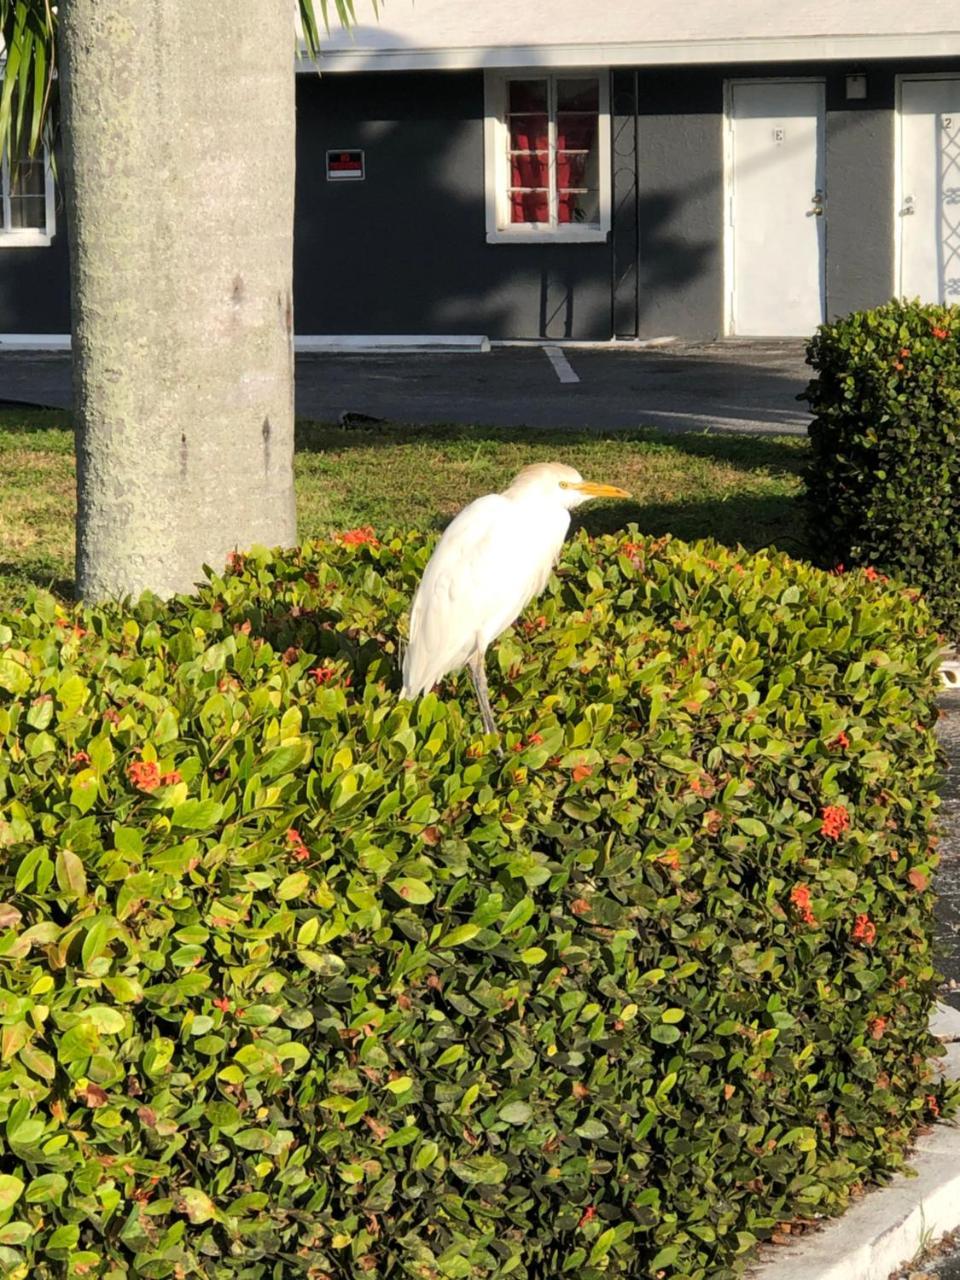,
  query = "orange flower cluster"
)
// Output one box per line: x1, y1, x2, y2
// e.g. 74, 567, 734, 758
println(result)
286, 828, 309, 862
831, 731, 850, 750
820, 805, 850, 839
851, 914, 877, 945
127, 760, 161, 792
127, 760, 181, 792
868, 1016, 887, 1040
789, 884, 816, 925
932, 325, 950, 339
339, 526, 379, 547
